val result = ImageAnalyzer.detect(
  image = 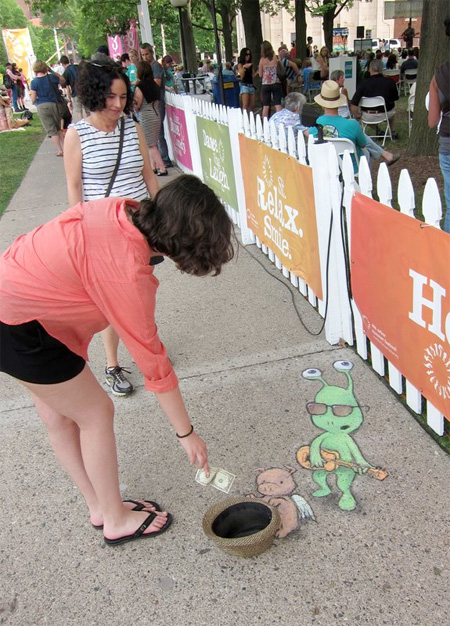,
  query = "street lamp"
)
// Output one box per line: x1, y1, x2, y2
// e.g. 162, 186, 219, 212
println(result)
170, 0, 188, 72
